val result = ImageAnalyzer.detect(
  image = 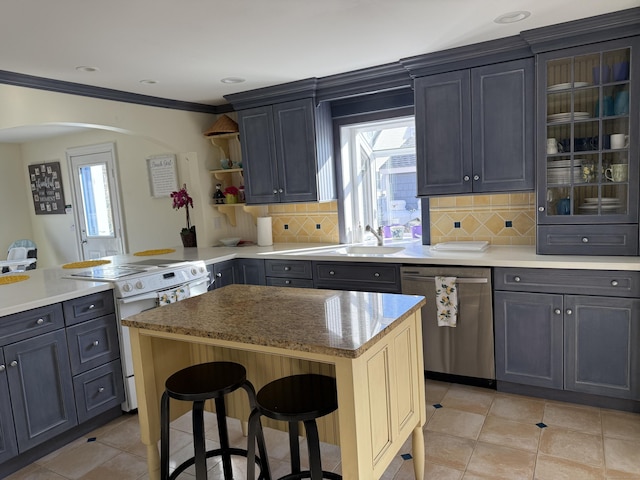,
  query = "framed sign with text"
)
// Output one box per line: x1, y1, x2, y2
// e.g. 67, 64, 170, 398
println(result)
28, 161, 65, 215
147, 154, 178, 198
